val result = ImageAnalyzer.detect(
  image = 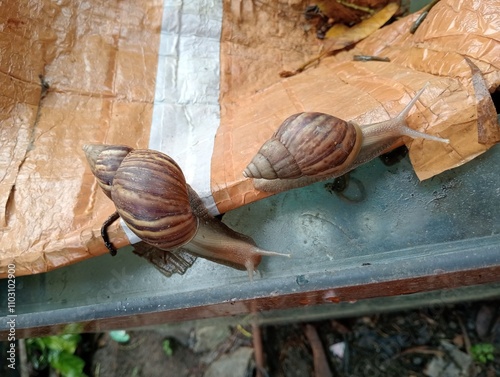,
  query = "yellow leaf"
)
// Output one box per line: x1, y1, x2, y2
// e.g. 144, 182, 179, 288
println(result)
283, 2, 399, 76
324, 2, 400, 51
324, 23, 350, 39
